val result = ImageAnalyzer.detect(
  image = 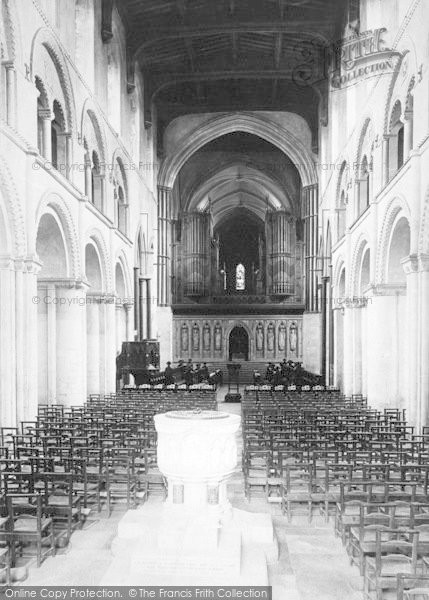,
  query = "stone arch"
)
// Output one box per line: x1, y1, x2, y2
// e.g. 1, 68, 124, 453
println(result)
225, 320, 252, 342
35, 192, 80, 278
158, 112, 317, 189
114, 250, 132, 298
418, 185, 429, 254
0, 155, 26, 256
30, 27, 76, 133
110, 148, 129, 196
350, 236, 370, 295
354, 118, 373, 169
1, 0, 23, 64
36, 210, 69, 278
333, 257, 346, 292
188, 163, 292, 215
383, 52, 408, 135
376, 196, 411, 284
386, 216, 411, 285
186, 157, 296, 213
81, 100, 107, 166
84, 229, 112, 292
